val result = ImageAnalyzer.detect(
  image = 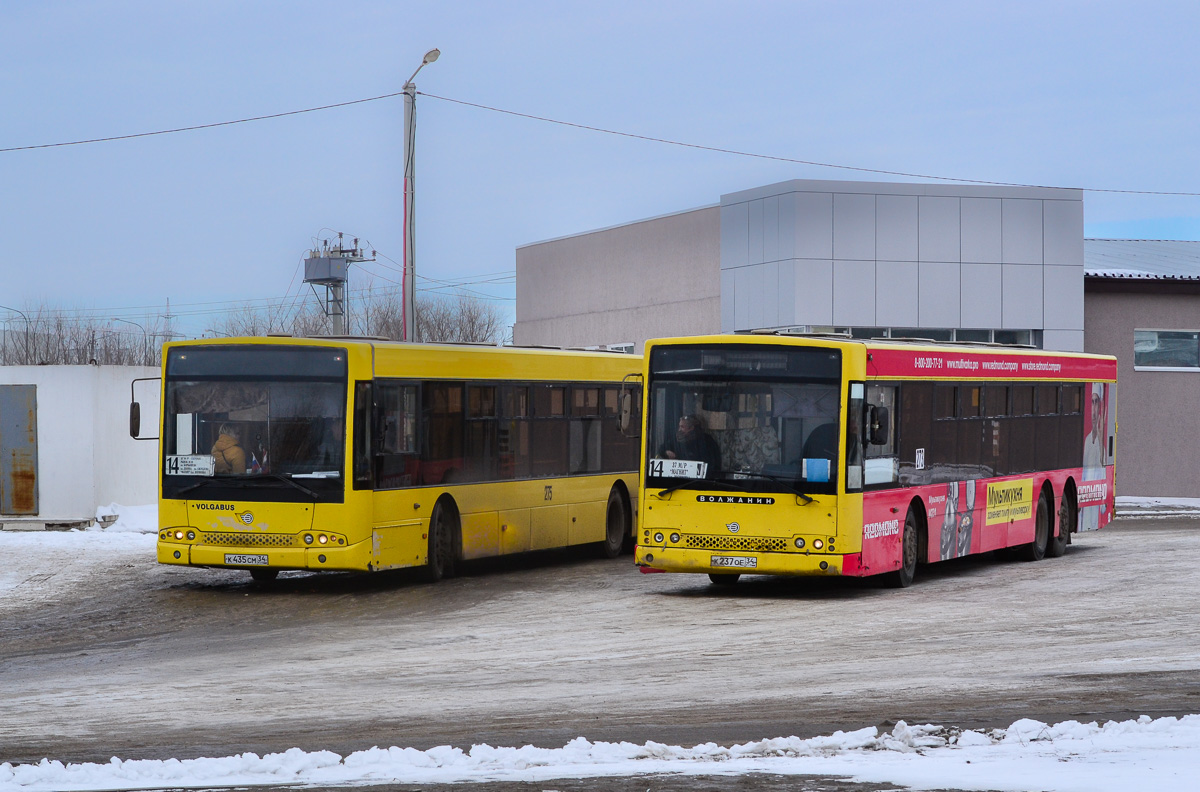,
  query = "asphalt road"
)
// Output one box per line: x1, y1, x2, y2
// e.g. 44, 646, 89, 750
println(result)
2, 518, 1199, 769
